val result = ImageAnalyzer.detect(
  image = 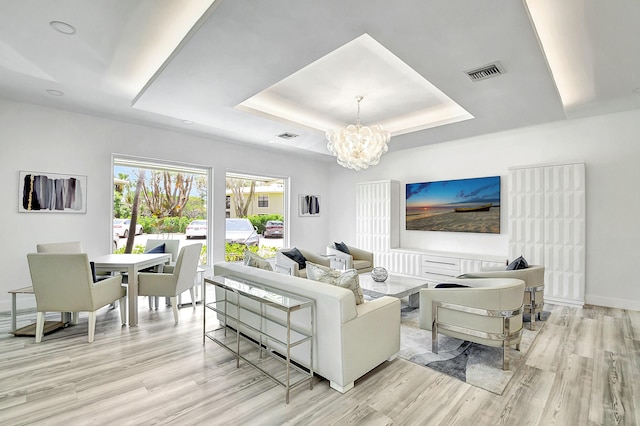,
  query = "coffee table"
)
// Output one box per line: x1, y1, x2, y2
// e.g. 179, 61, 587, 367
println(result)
358, 272, 429, 308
